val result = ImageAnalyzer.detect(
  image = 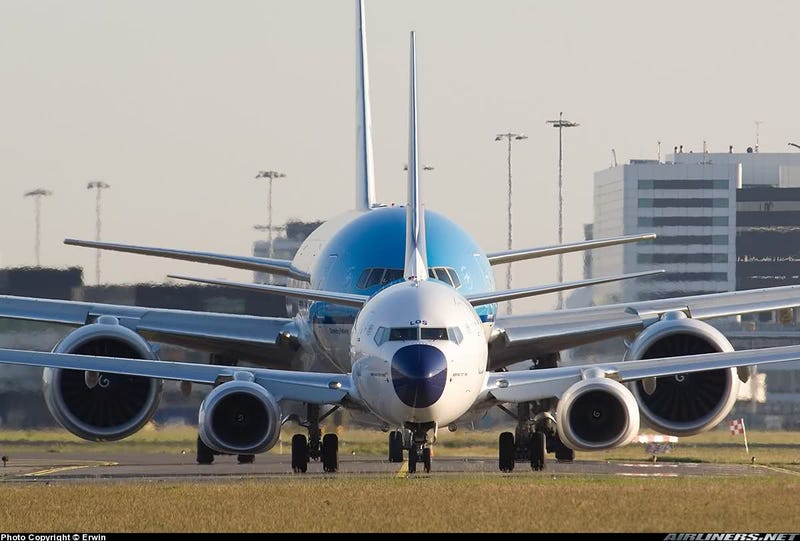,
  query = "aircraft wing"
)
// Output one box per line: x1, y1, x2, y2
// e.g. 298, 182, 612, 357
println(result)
485, 233, 655, 265
64, 239, 310, 282
488, 284, 800, 370
0, 348, 355, 406
0, 295, 300, 368
480, 342, 800, 404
